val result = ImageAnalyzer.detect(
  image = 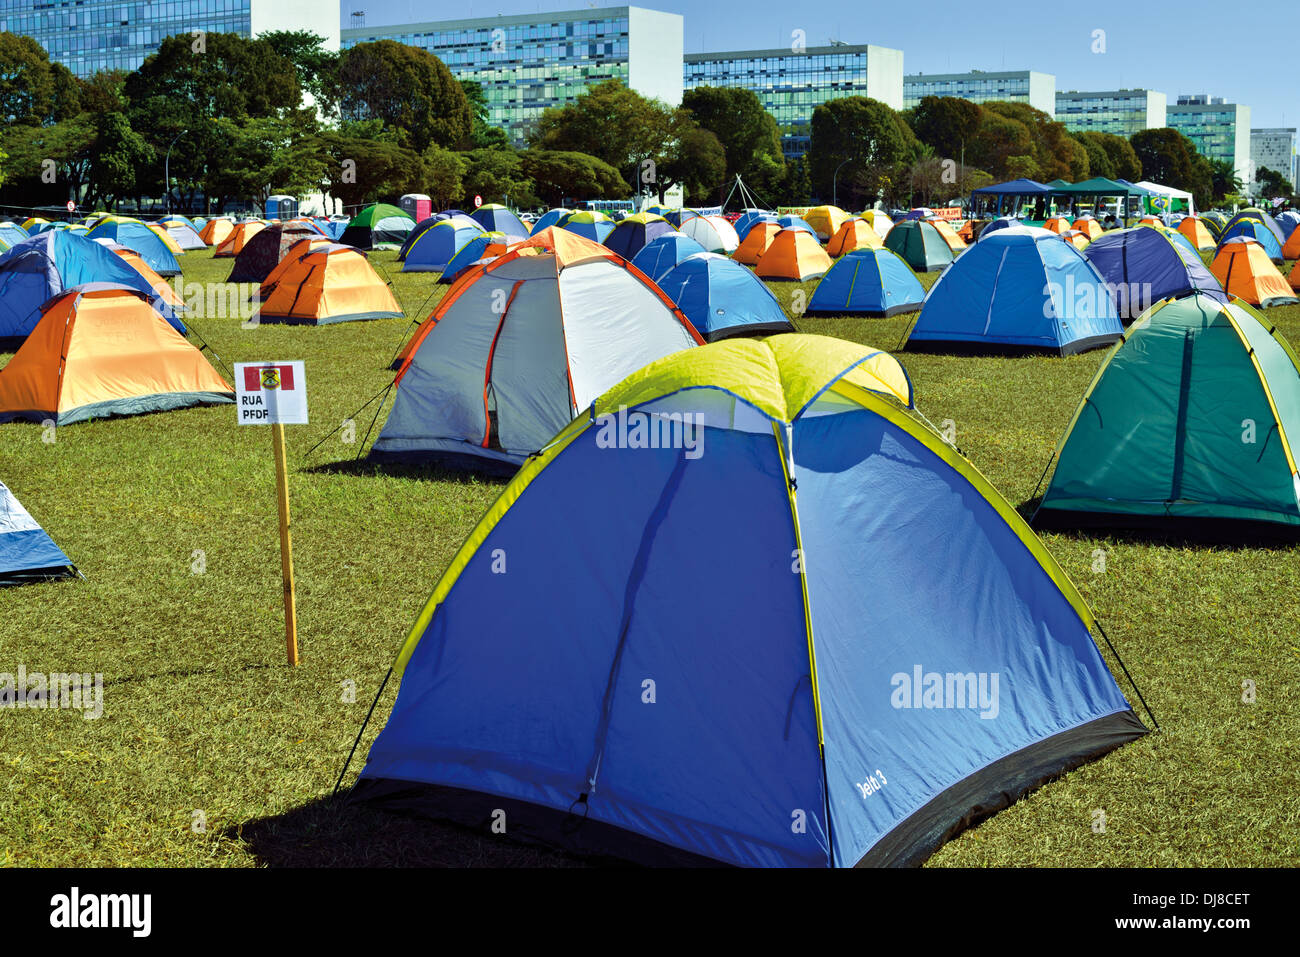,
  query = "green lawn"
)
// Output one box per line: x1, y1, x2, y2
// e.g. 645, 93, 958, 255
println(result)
1, 244, 1297, 868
